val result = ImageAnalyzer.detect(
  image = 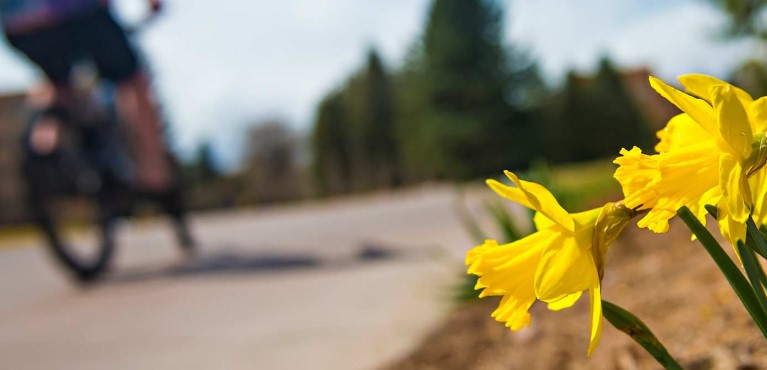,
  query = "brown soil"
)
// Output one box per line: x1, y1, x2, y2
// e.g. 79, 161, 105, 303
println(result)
382, 220, 767, 370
